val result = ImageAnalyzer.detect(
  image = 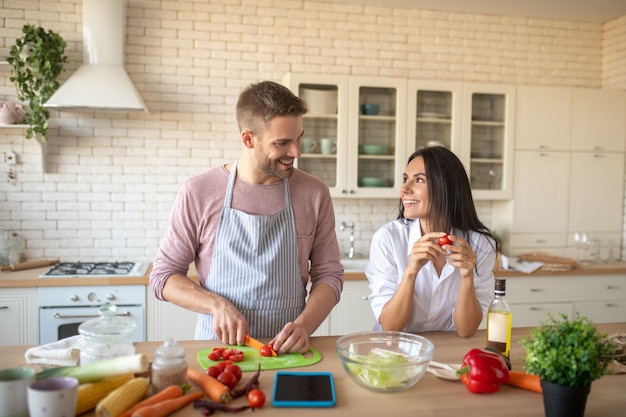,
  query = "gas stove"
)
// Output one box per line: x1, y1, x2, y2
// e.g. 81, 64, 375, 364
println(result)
39, 261, 150, 278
